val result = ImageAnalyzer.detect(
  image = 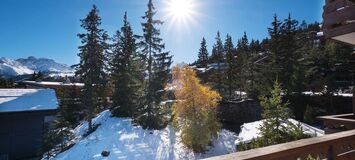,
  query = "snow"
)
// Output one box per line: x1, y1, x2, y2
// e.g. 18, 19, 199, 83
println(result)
16, 56, 73, 73
22, 81, 84, 87
55, 110, 238, 160
0, 89, 58, 112
0, 57, 33, 76
302, 91, 353, 97
0, 56, 74, 77
316, 32, 324, 37
235, 119, 324, 145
